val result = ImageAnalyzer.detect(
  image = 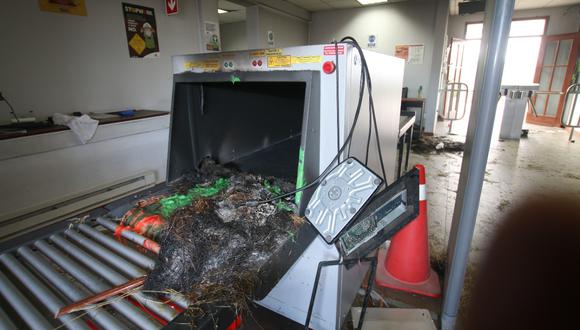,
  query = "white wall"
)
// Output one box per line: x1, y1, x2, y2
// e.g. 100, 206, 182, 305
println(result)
258, 7, 309, 48
220, 21, 248, 51
244, 6, 309, 49
310, 1, 442, 99
448, 4, 580, 39
0, 0, 205, 122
